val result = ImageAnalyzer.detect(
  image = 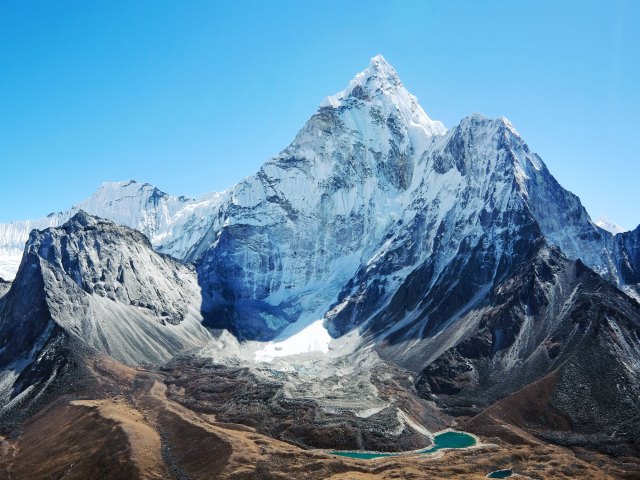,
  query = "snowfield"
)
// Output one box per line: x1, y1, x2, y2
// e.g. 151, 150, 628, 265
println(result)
0, 254, 21, 281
